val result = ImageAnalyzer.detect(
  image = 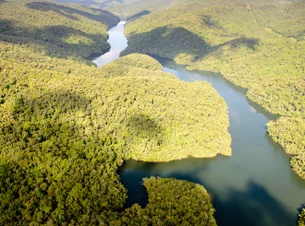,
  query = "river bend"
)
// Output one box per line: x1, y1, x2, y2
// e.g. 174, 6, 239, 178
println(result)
94, 21, 305, 226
